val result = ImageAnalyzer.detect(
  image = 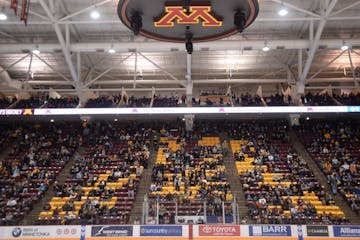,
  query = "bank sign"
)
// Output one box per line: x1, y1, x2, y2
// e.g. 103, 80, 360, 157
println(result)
249, 225, 291, 237
333, 226, 360, 238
